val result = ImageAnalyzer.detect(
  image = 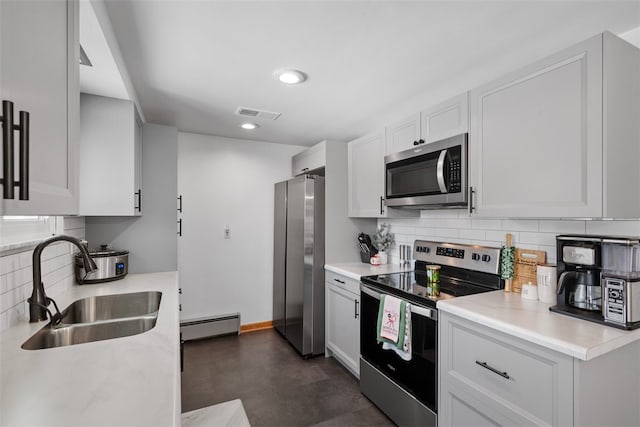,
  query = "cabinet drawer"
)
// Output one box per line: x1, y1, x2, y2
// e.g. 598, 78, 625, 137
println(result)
441, 313, 573, 425
325, 271, 360, 295
292, 141, 326, 176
